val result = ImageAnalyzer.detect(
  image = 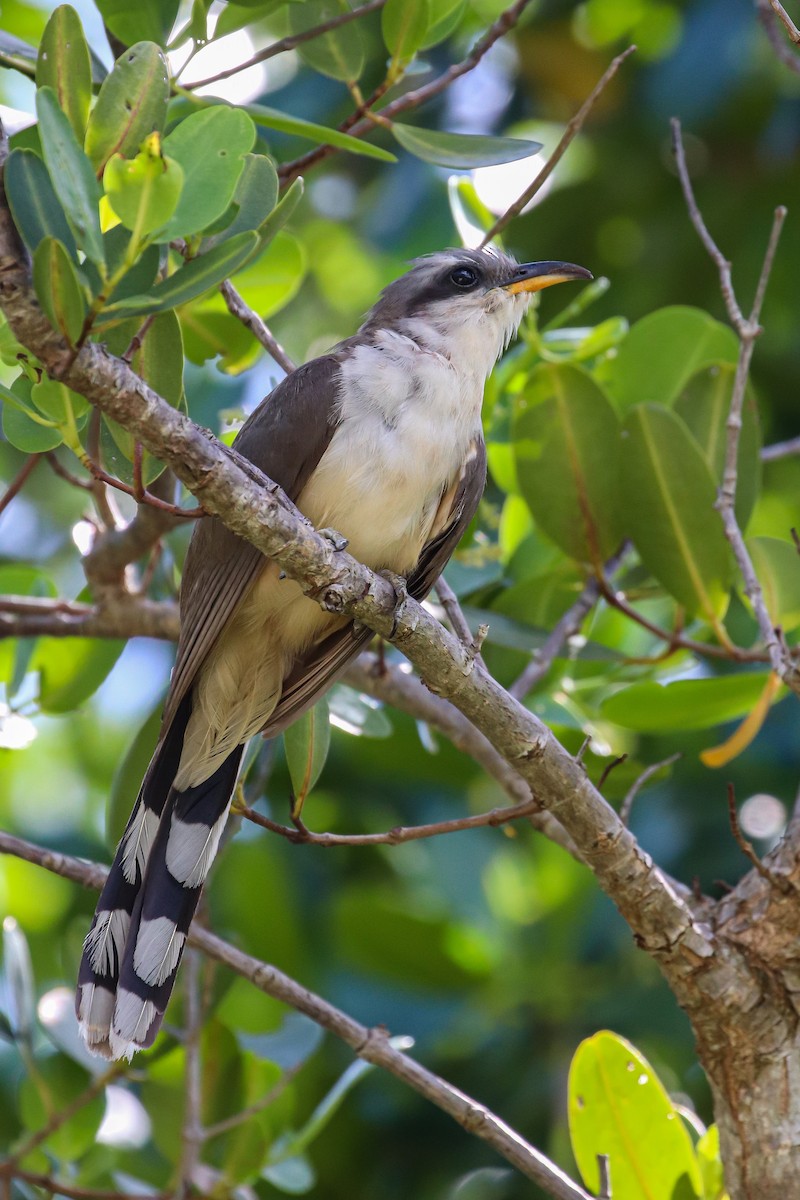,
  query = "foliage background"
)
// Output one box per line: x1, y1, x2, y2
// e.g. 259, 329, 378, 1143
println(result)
0, 0, 798, 1196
